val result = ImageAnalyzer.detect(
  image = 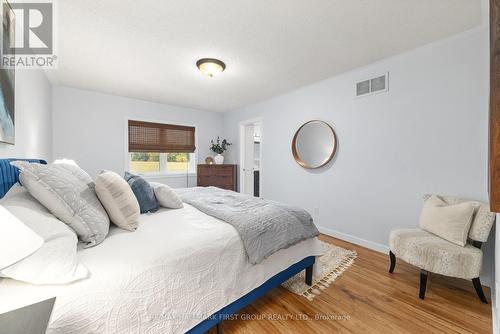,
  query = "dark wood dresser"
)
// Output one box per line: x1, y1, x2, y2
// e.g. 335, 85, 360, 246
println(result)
197, 164, 237, 191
